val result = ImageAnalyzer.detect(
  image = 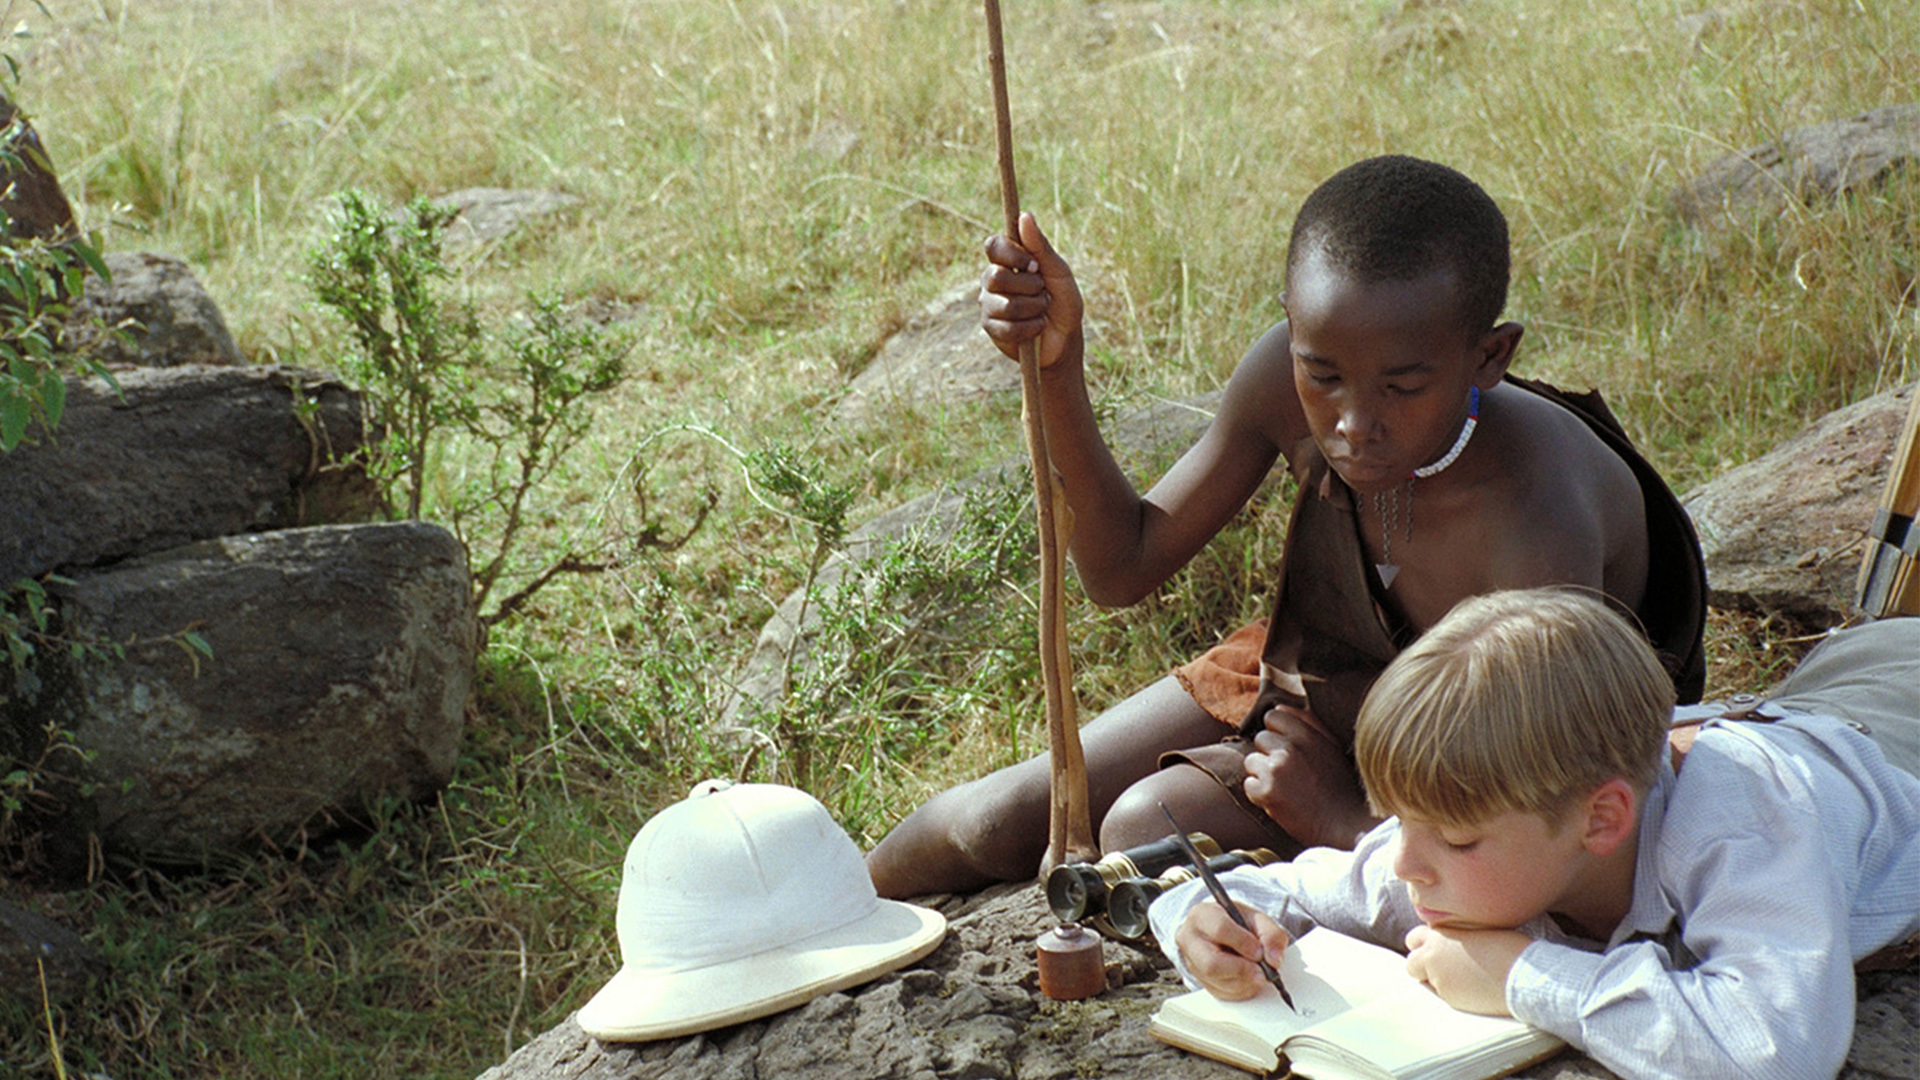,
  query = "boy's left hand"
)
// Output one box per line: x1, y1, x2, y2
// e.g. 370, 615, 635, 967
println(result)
1403, 925, 1532, 1016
